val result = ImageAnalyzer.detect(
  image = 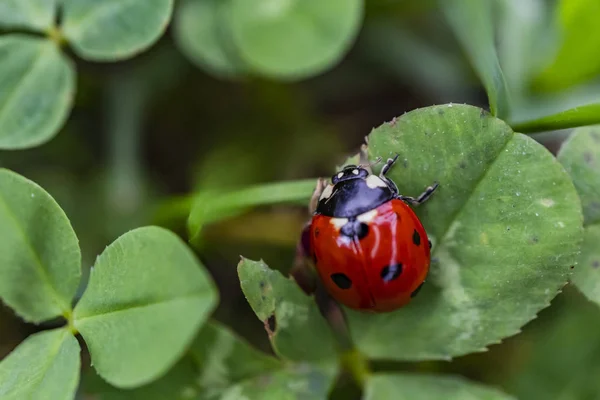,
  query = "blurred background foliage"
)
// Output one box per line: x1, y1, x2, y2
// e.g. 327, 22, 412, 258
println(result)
1, 0, 600, 398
